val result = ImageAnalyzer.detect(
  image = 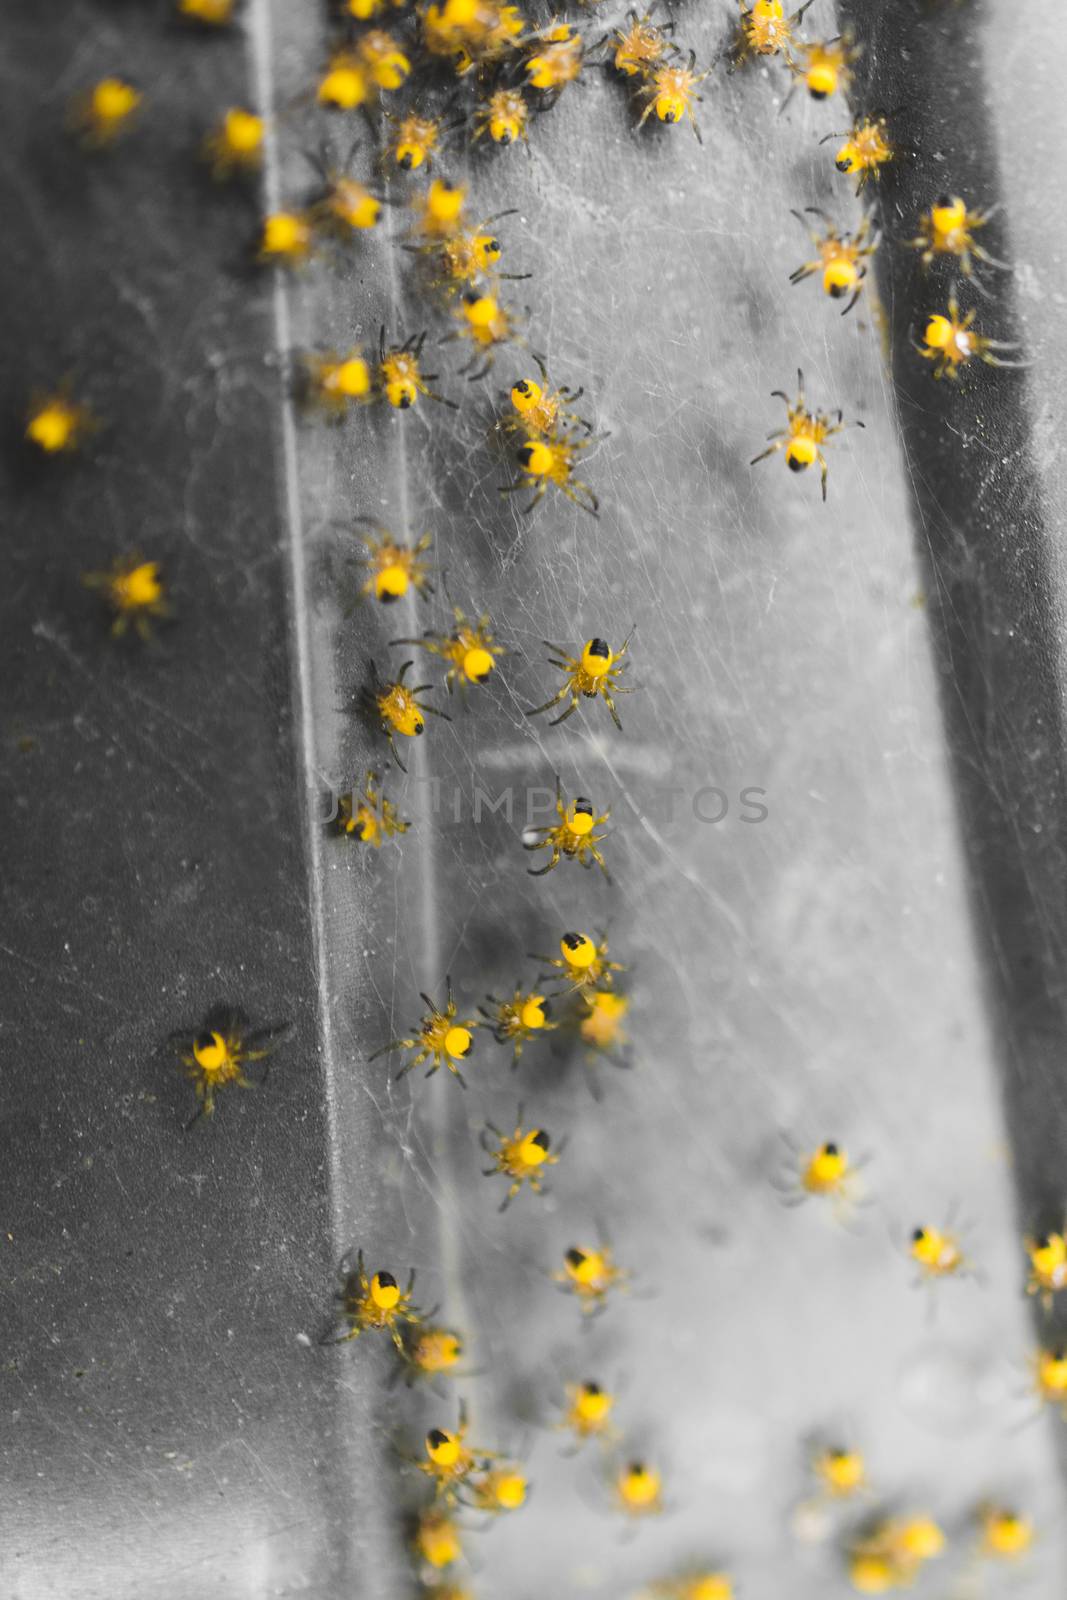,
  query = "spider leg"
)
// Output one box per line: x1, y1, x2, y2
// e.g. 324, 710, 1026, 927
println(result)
369, 1036, 414, 1061
818, 451, 829, 502
548, 698, 579, 727
527, 848, 561, 876
750, 439, 784, 466
526, 685, 569, 718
